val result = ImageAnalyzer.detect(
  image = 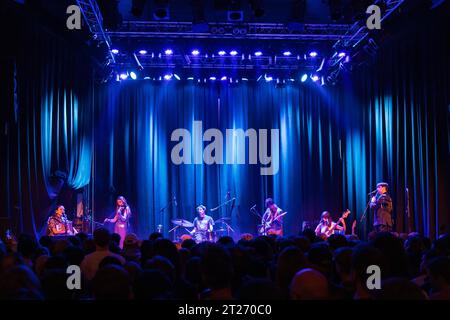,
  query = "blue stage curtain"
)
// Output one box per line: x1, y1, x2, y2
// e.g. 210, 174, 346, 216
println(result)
94, 81, 344, 239
1, 9, 94, 238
